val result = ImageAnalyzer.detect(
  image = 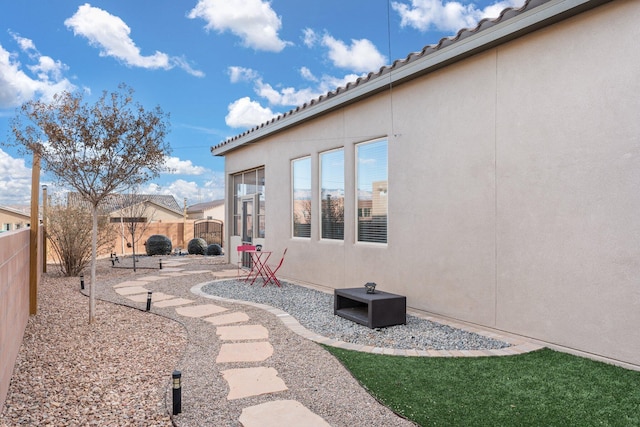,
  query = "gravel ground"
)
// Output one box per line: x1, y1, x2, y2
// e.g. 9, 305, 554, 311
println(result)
201, 280, 510, 351
0, 260, 185, 426
1, 256, 421, 427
